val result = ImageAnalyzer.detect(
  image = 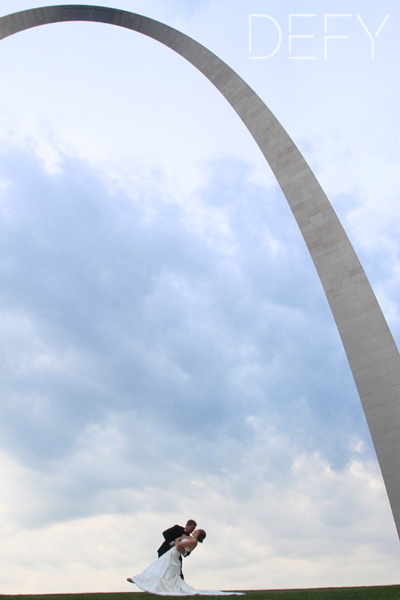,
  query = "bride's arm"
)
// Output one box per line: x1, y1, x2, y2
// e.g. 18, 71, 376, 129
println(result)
175, 536, 197, 552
